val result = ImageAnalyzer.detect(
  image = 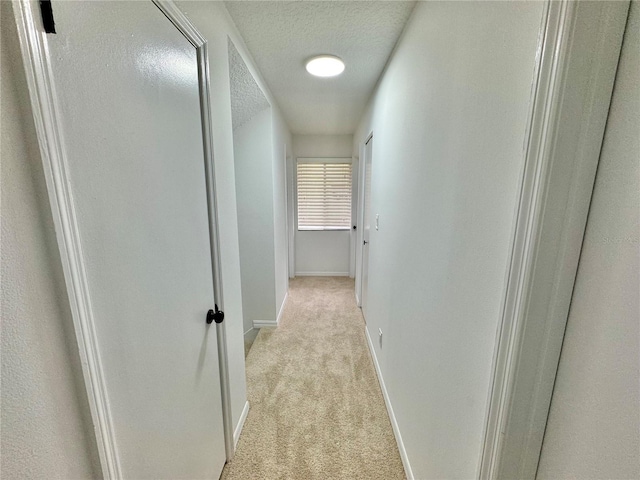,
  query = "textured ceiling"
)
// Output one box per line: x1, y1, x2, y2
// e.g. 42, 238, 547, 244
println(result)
225, 1, 416, 135
228, 39, 271, 132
